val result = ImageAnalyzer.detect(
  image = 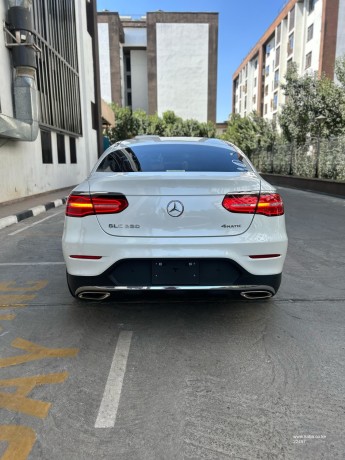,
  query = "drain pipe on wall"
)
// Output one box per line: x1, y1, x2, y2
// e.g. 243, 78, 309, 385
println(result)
0, 0, 39, 142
